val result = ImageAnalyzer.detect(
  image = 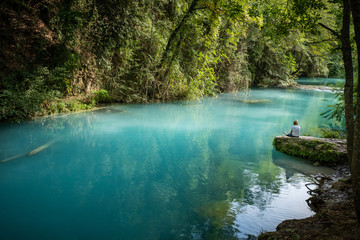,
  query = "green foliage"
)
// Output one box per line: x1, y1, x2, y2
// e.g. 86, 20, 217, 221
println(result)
0, 69, 61, 121
93, 89, 111, 103
320, 128, 346, 139
304, 127, 346, 138
0, 0, 345, 121
46, 97, 96, 114
320, 82, 349, 122
0, 64, 93, 121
